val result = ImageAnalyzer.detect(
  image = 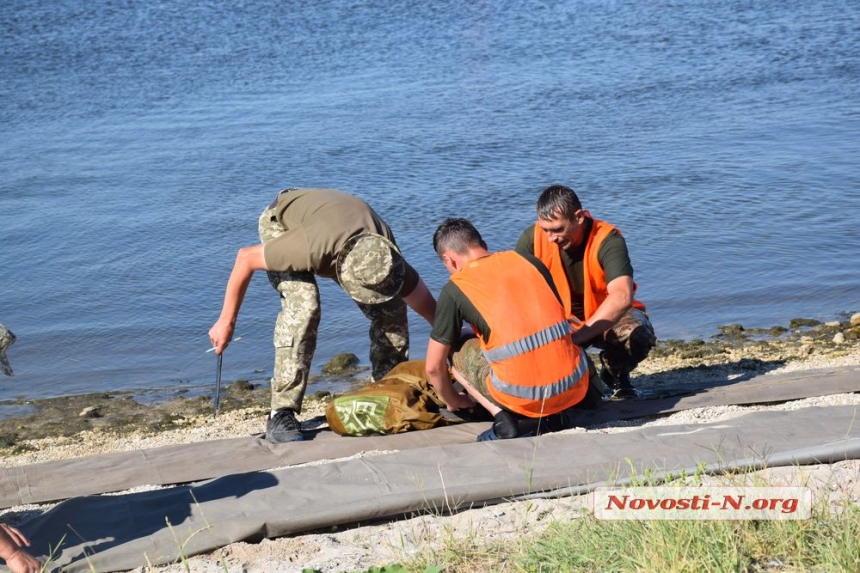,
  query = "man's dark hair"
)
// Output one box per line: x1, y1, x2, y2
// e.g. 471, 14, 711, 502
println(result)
433, 218, 487, 256
537, 185, 583, 221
